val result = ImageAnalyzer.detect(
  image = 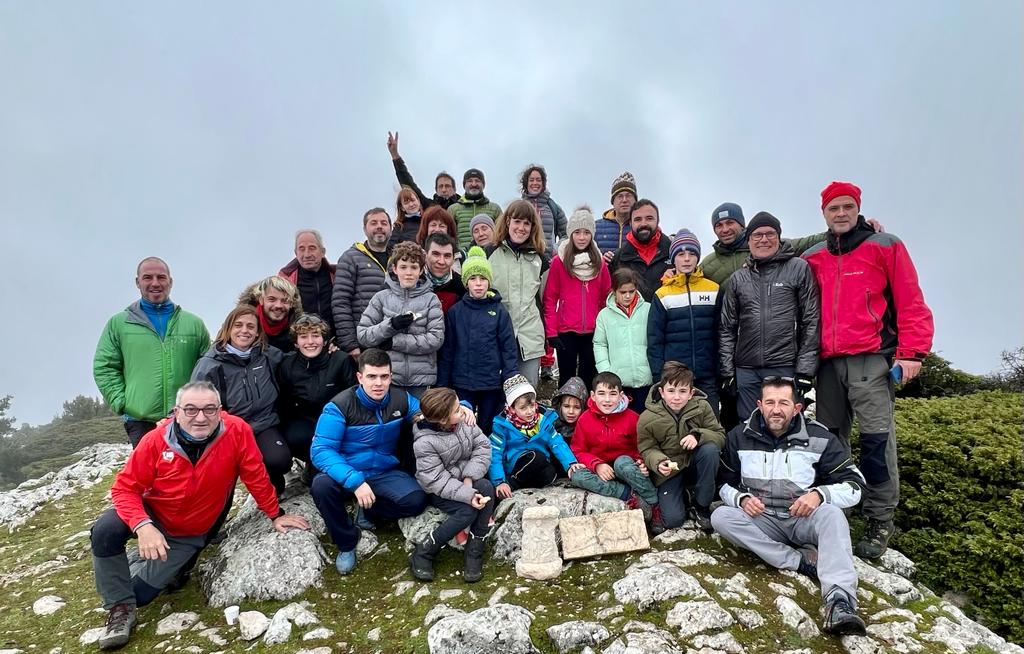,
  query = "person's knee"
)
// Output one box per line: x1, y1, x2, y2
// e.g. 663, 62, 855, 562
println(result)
710, 505, 743, 532
90, 511, 131, 557
612, 455, 637, 474
694, 442, 721, 461
310, 473, 340, 502
813, 502, 847, 524
474, 479, 495, 497
400, 489, 428, 514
